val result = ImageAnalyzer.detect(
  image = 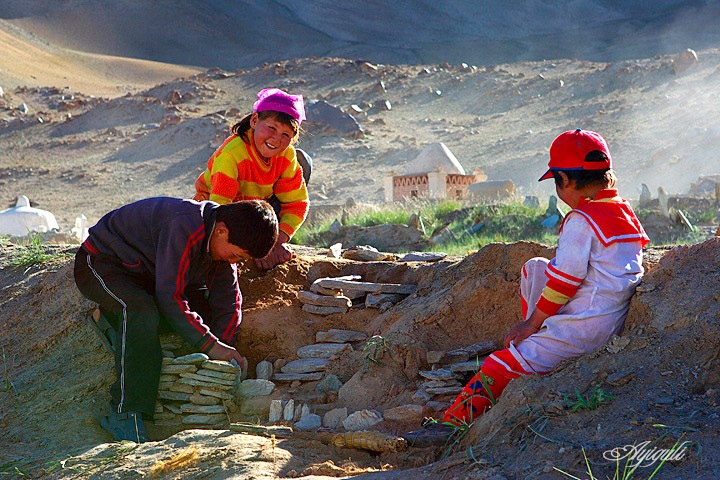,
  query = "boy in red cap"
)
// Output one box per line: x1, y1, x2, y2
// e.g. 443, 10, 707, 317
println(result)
194, 88, 310, 271
404, 129, 649, 446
